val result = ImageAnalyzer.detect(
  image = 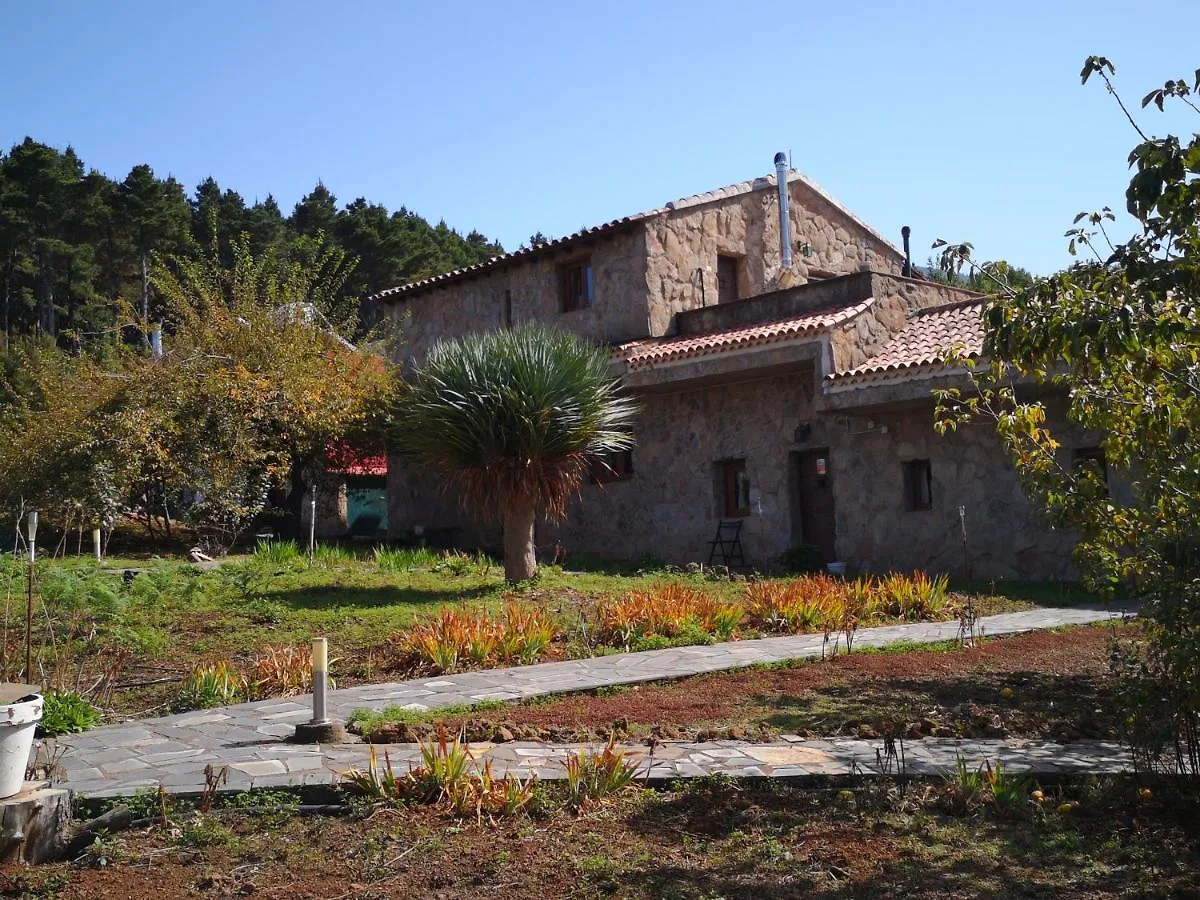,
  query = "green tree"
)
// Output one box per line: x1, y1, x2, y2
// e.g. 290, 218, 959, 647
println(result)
290, 181, 339, 238
935, 58, 1200, 773
150, 235, 395, 548
0, 237, 396, 551
0, 139, 98, 336
119, 164, 192, 333
391, 324, 637, 582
